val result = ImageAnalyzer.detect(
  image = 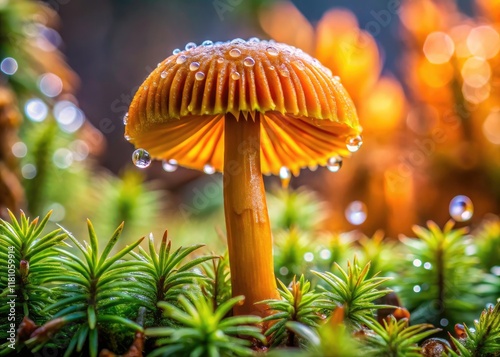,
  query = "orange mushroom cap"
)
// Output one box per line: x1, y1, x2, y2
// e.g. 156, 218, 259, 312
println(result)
125, 39, 362, 175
